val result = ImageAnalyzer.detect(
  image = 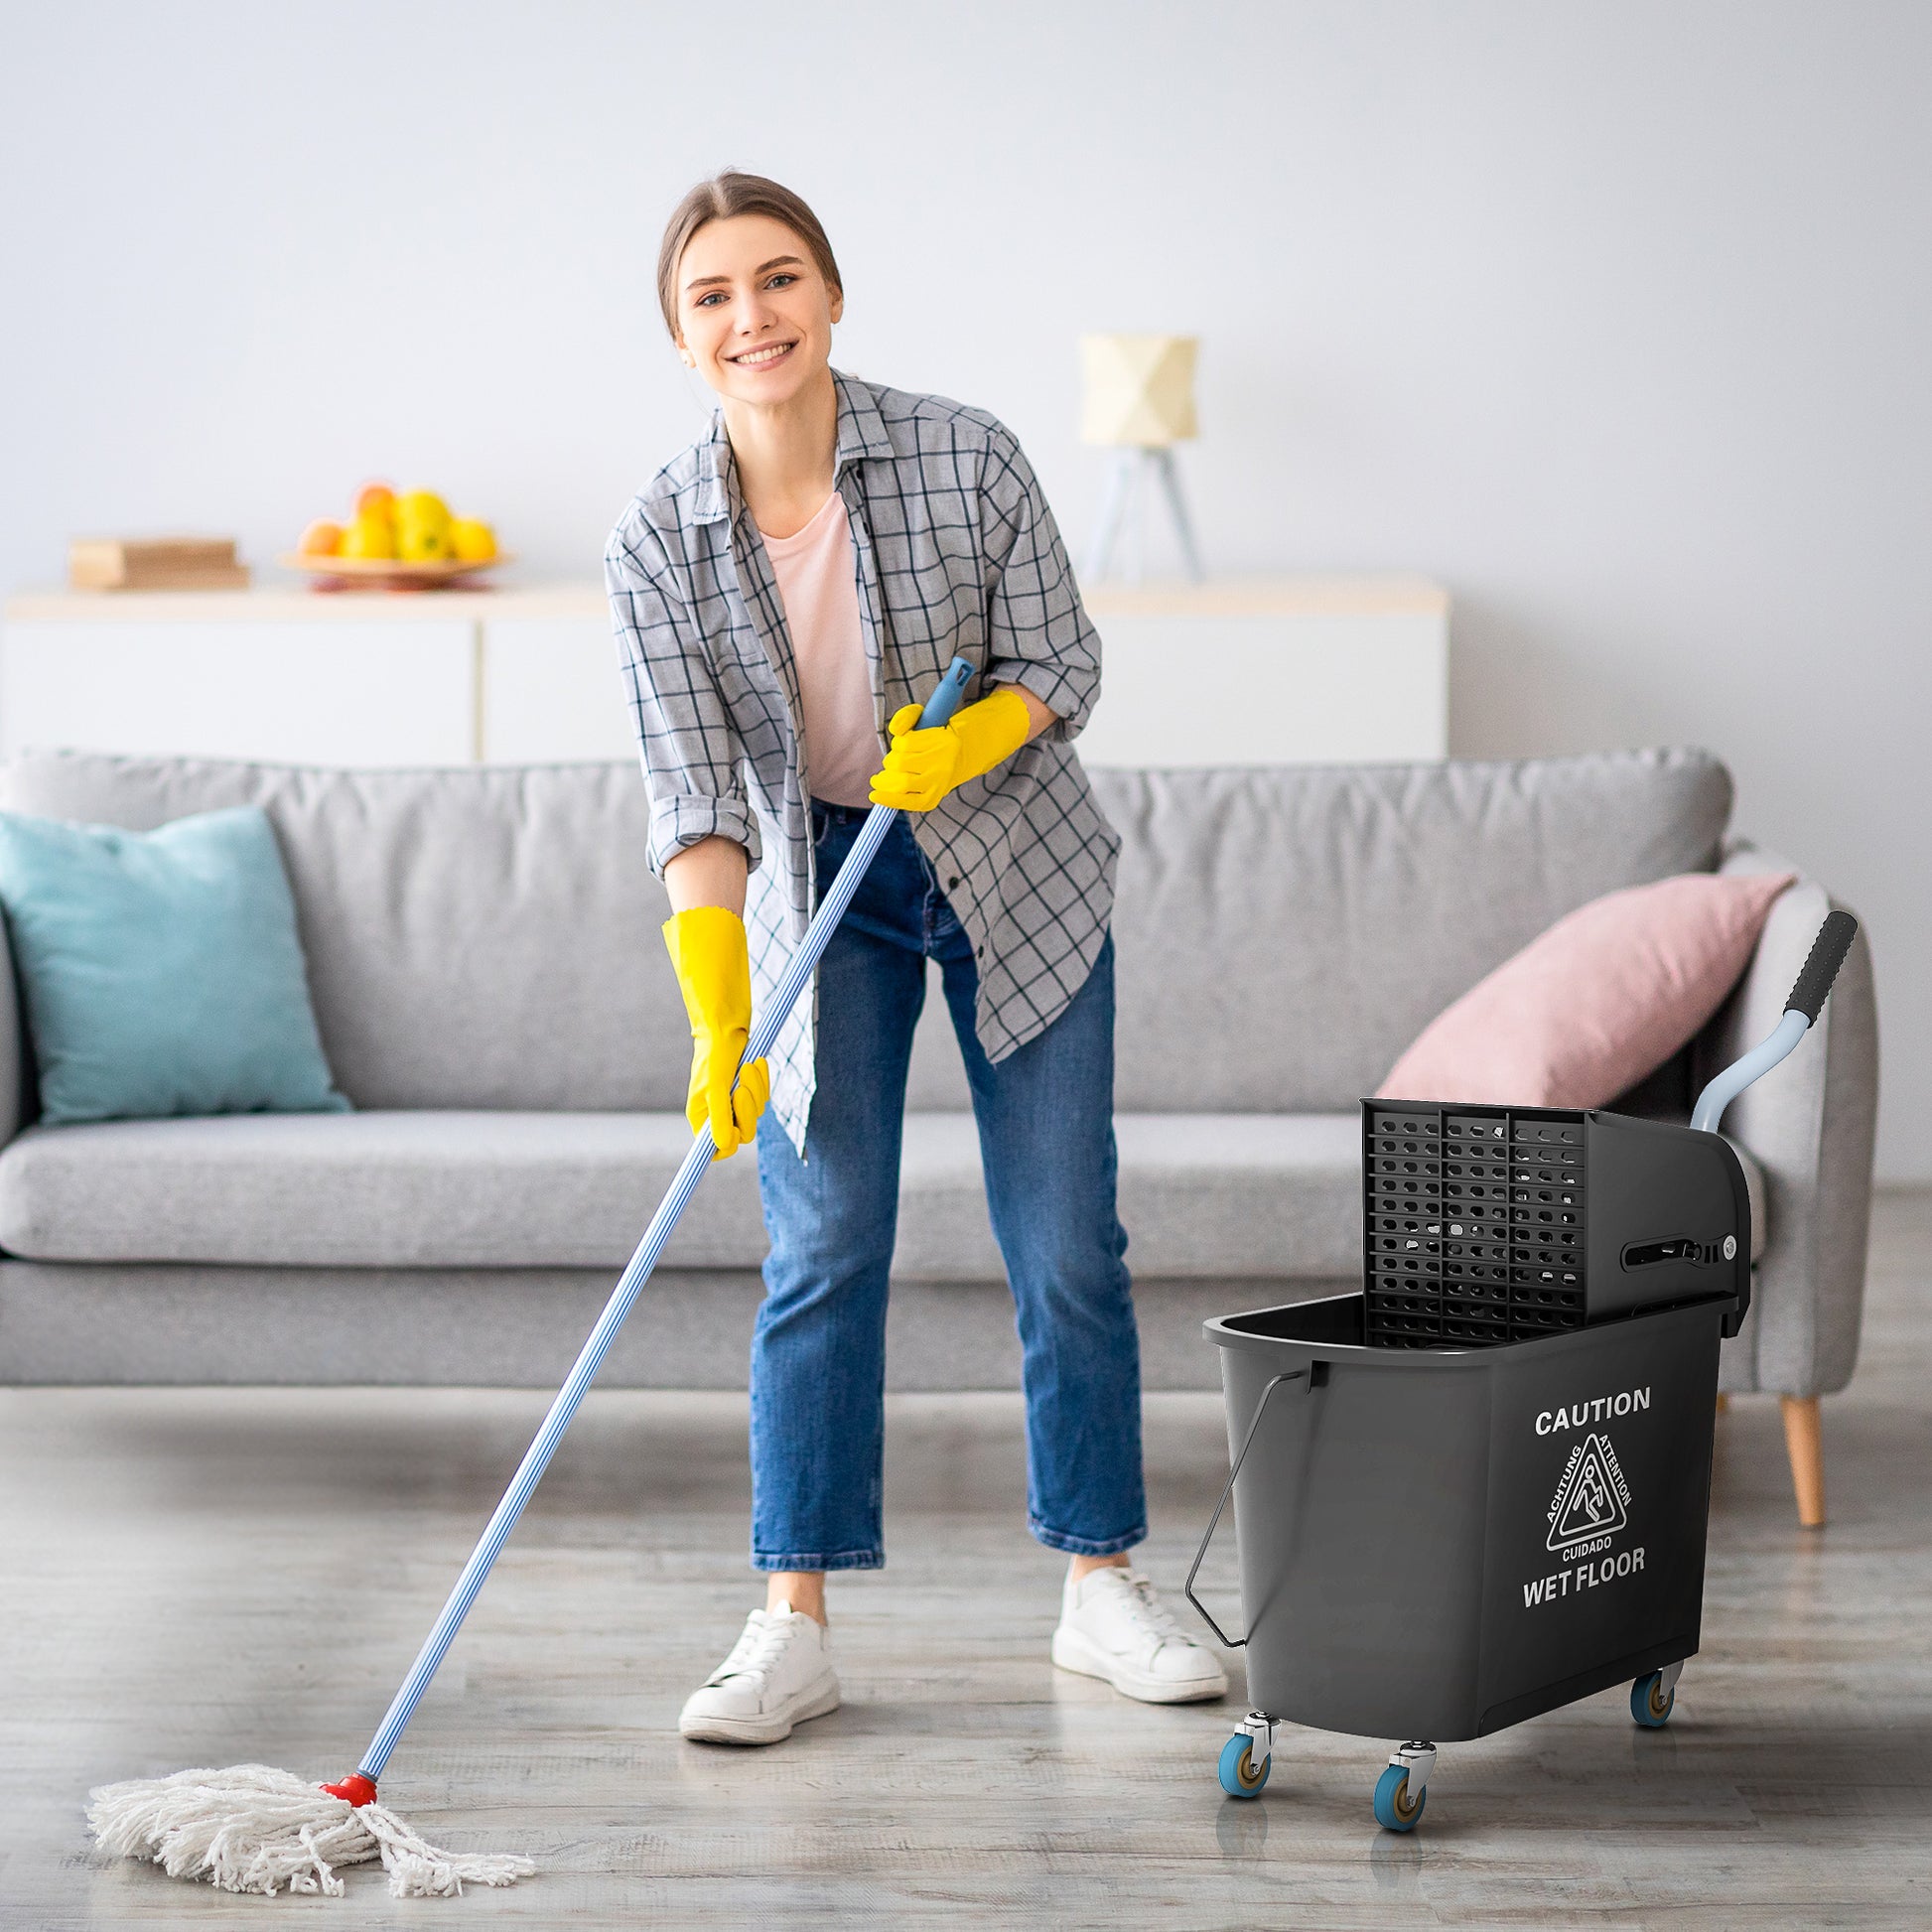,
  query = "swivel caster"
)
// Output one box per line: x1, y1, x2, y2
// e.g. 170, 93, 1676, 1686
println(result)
1217, 1712, 1274, 1798
1631, 1660, 1684, 1728
1373, 1742, 1435, 1832
1218, 1734, 1270, 1797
